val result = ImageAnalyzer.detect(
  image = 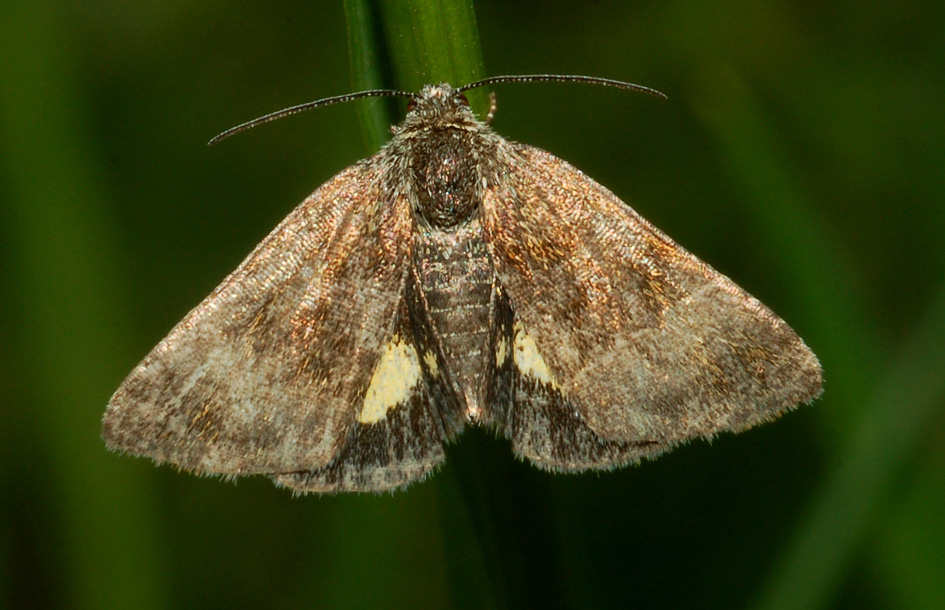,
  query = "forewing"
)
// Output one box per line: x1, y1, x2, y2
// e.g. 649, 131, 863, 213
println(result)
103, 160, 413, 476
482, 144, 822, 453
